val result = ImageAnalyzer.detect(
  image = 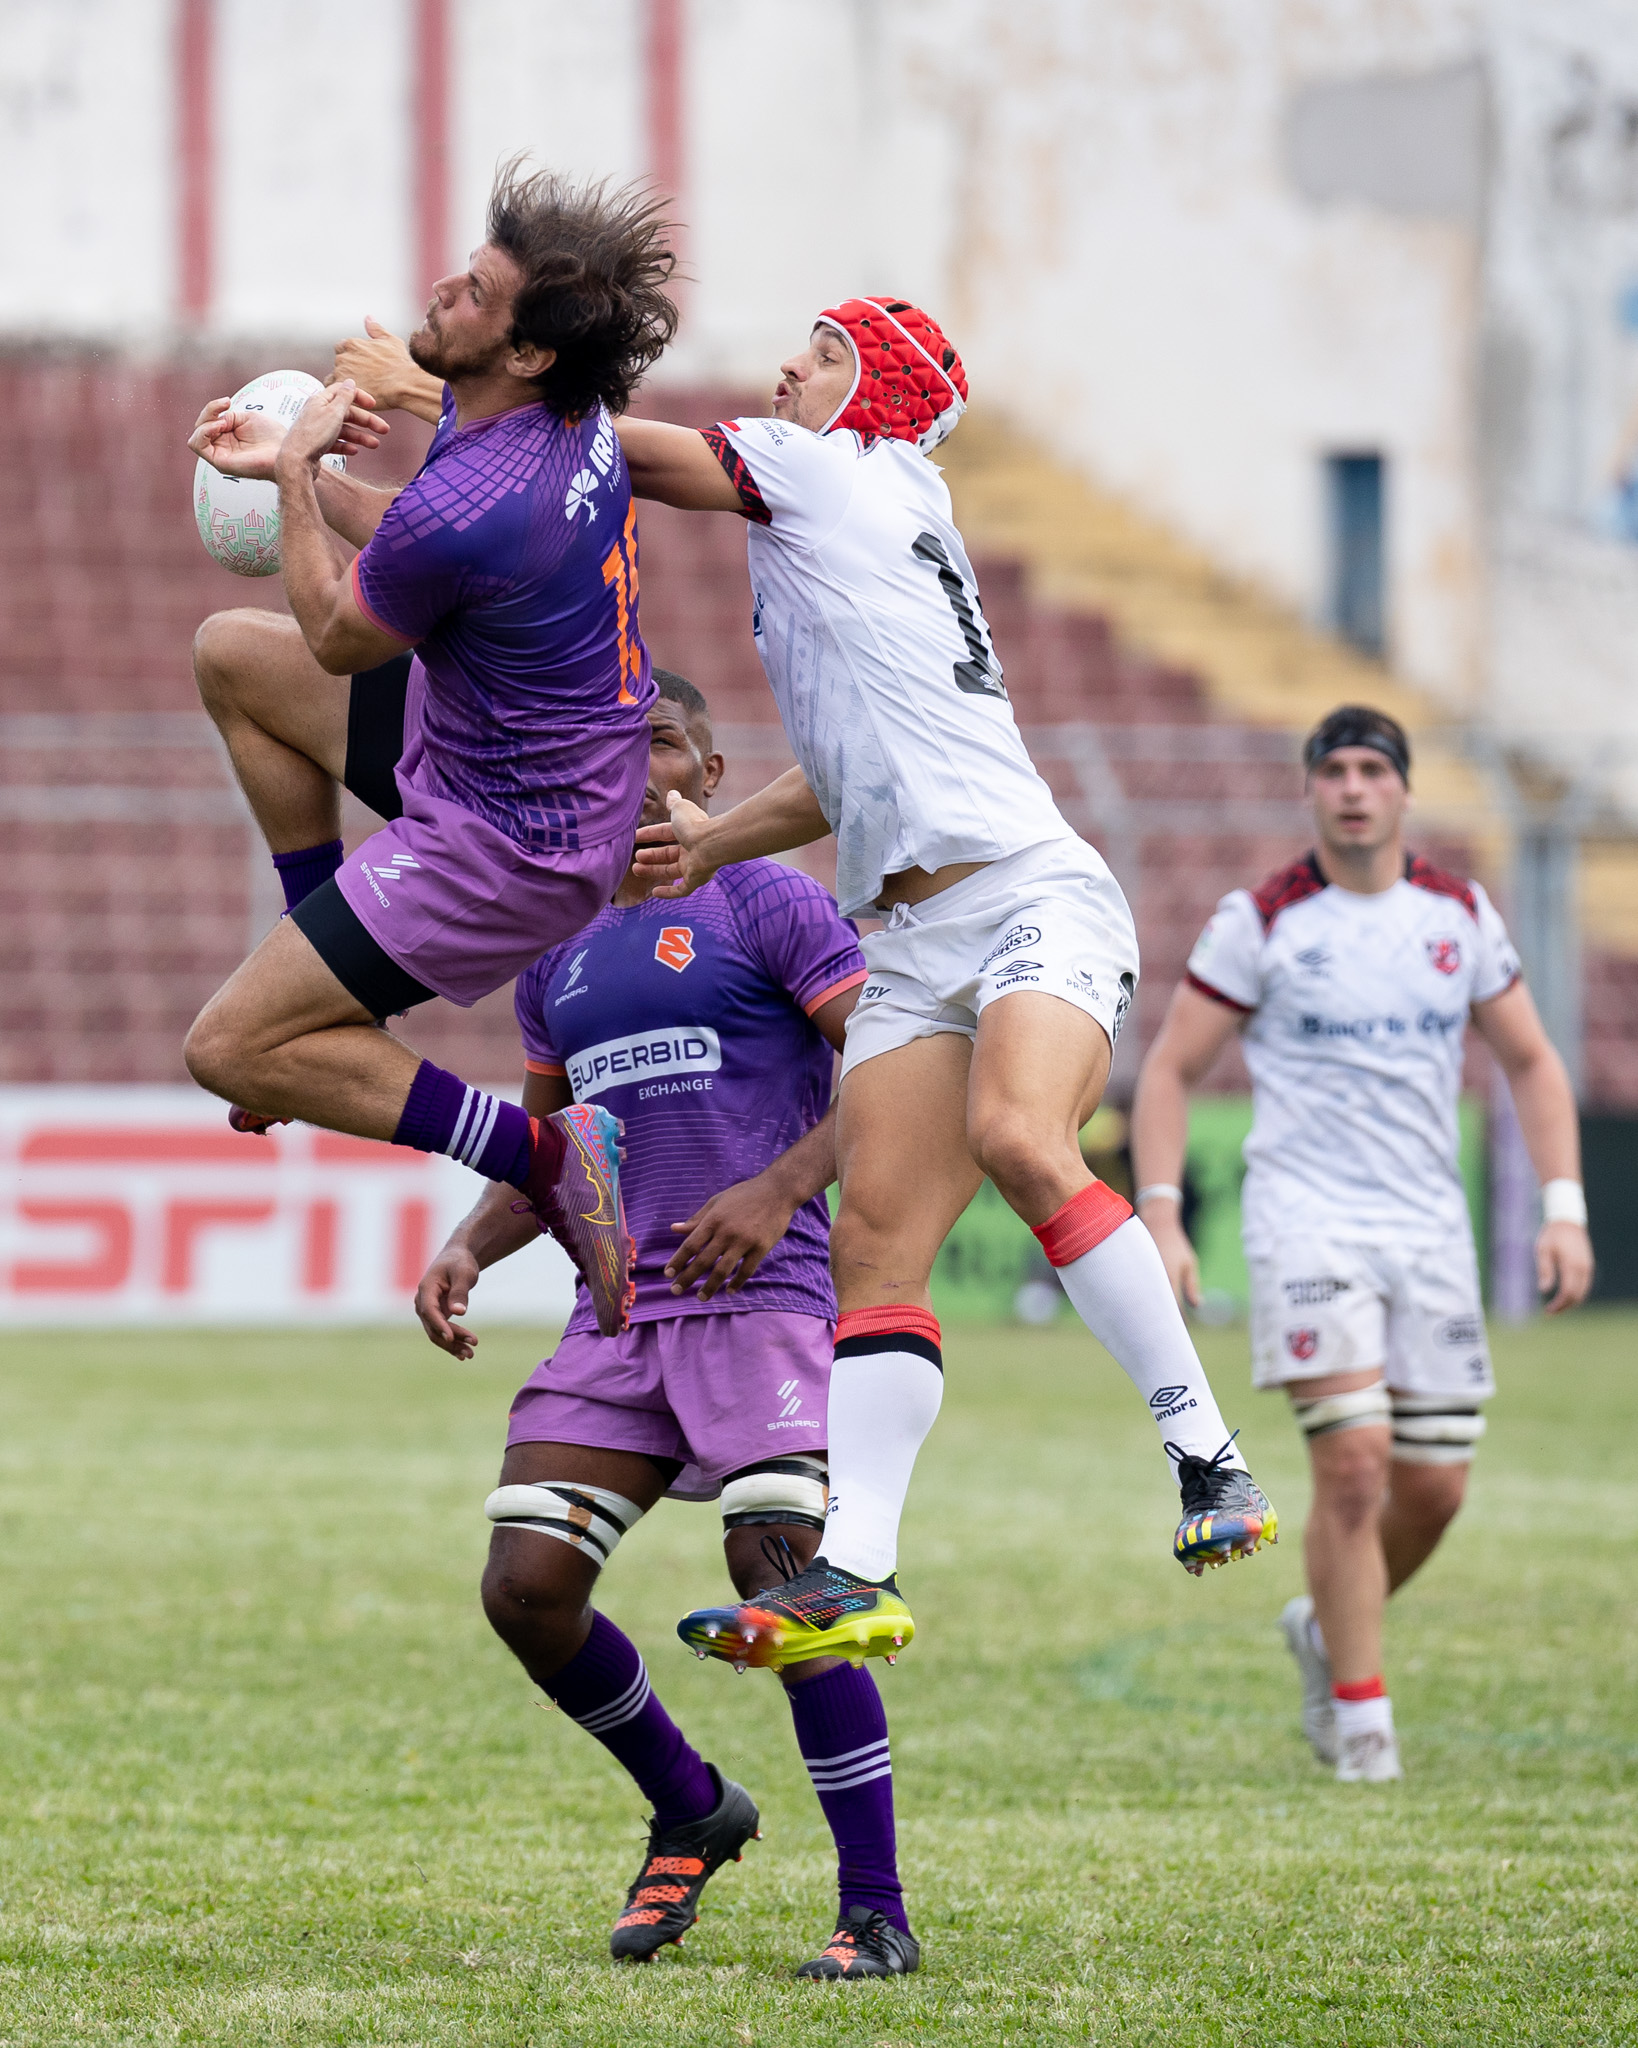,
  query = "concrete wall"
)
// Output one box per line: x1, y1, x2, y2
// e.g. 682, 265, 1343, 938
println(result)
2, 0, 1634, 781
